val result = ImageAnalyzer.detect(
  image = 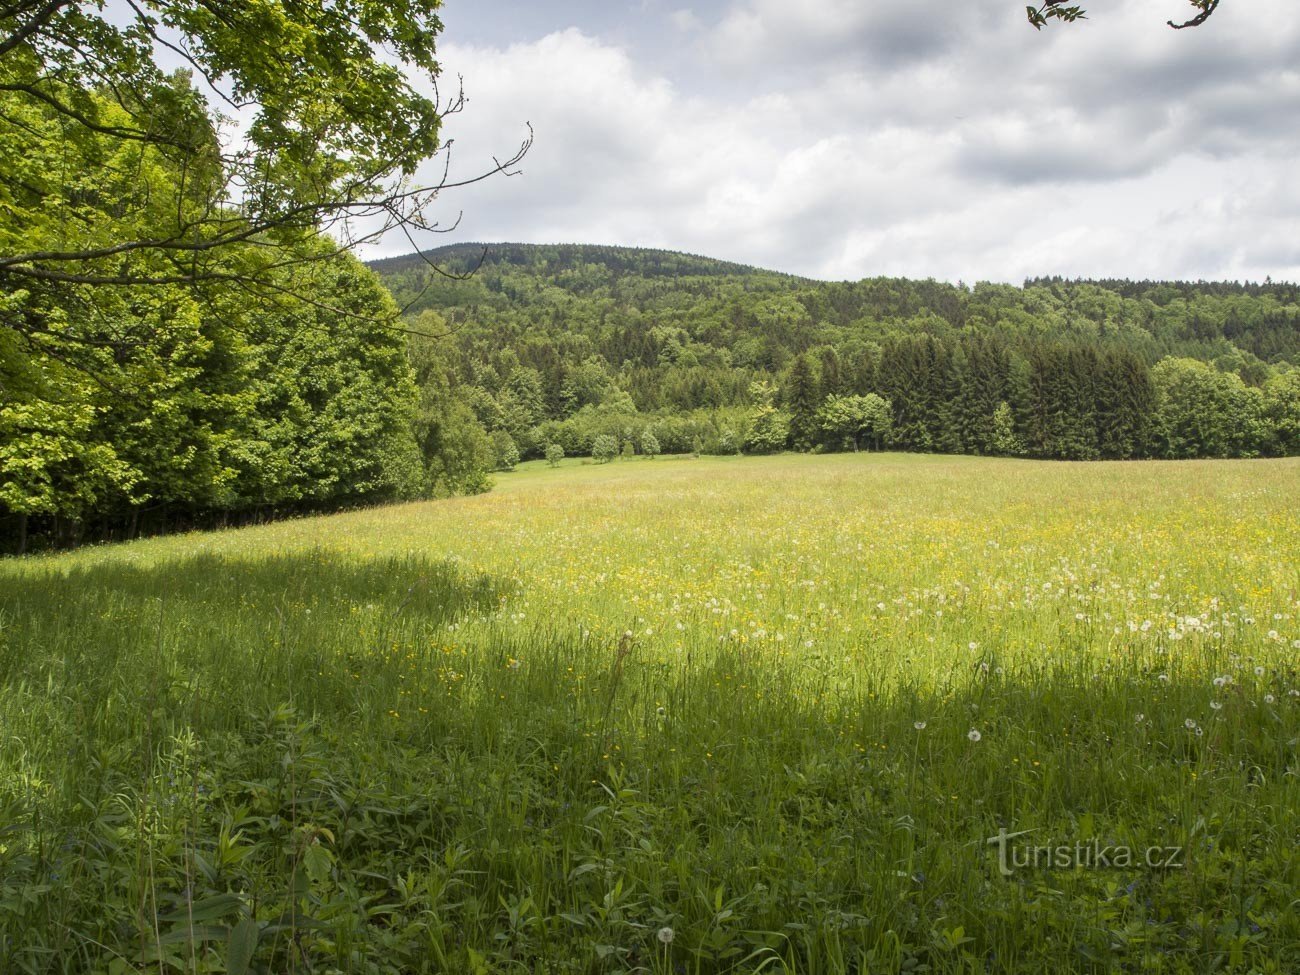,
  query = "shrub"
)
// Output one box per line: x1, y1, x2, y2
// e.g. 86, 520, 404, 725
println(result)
491, 430, 520, 471
592, 434, 618, 464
